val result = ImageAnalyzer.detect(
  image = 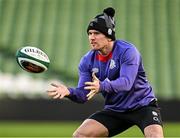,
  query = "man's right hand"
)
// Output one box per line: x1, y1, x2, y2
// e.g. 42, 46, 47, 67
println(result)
47, 83, 70, 99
